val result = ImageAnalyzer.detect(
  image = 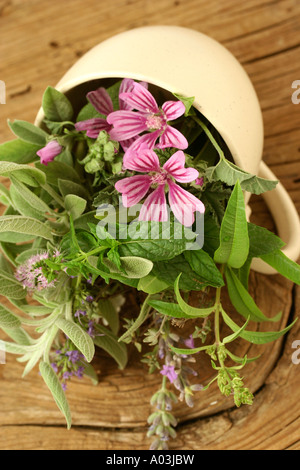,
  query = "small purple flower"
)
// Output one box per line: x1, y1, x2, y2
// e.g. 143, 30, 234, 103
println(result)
184, 335, 195, 349
195, 177, 204, 187
15, 252, 57, 291
160, 364, 178, 384
86, 295, 94, 303
65, 350, 84, 364
37, 140, 62, 166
